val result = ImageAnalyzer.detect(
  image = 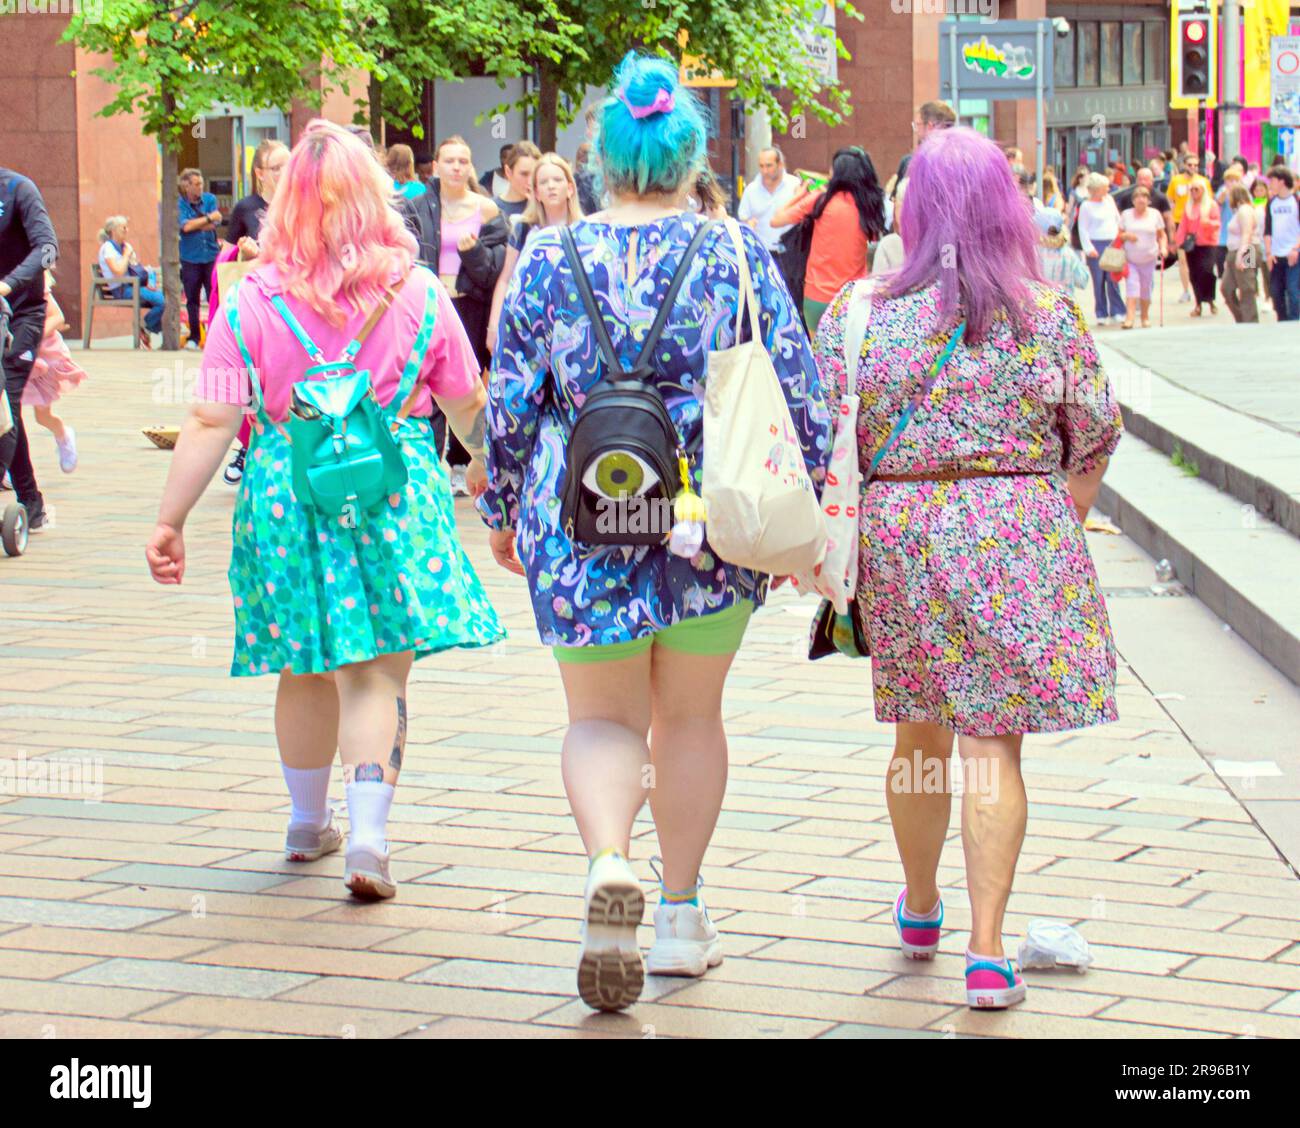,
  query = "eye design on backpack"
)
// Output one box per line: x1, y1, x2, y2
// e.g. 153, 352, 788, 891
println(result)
582, 449, 661, 500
